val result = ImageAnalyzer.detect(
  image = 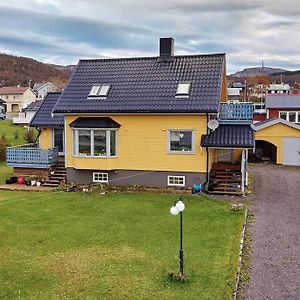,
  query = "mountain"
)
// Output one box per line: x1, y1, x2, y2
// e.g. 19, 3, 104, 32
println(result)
230, 67, 287, 78
0, 53, 72, 89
